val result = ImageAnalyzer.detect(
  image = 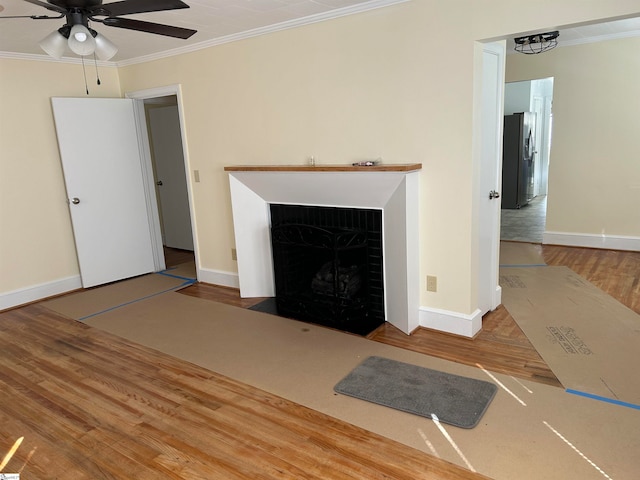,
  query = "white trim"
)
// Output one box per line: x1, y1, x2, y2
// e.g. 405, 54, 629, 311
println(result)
560, 29, 640, 48
419, 306, 483, 338
130, 98, 166, 273
476, 41, 506, 315
125, 85, 201, 281
543, 231, 640, 251
198, 268, 239, 289
0, 51, 115, 65
0, 275, 81, 311
126, 85, 182, 101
